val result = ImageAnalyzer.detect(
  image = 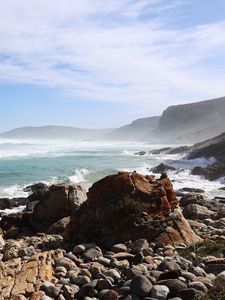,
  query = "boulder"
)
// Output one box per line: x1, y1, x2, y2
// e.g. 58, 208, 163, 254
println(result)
65, 172, 201, 247
25, 183, 48, 202
30, 184, 87, 232
179, 193, 205, 207
47, 217, 70, 235
182, 204, 214, 220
